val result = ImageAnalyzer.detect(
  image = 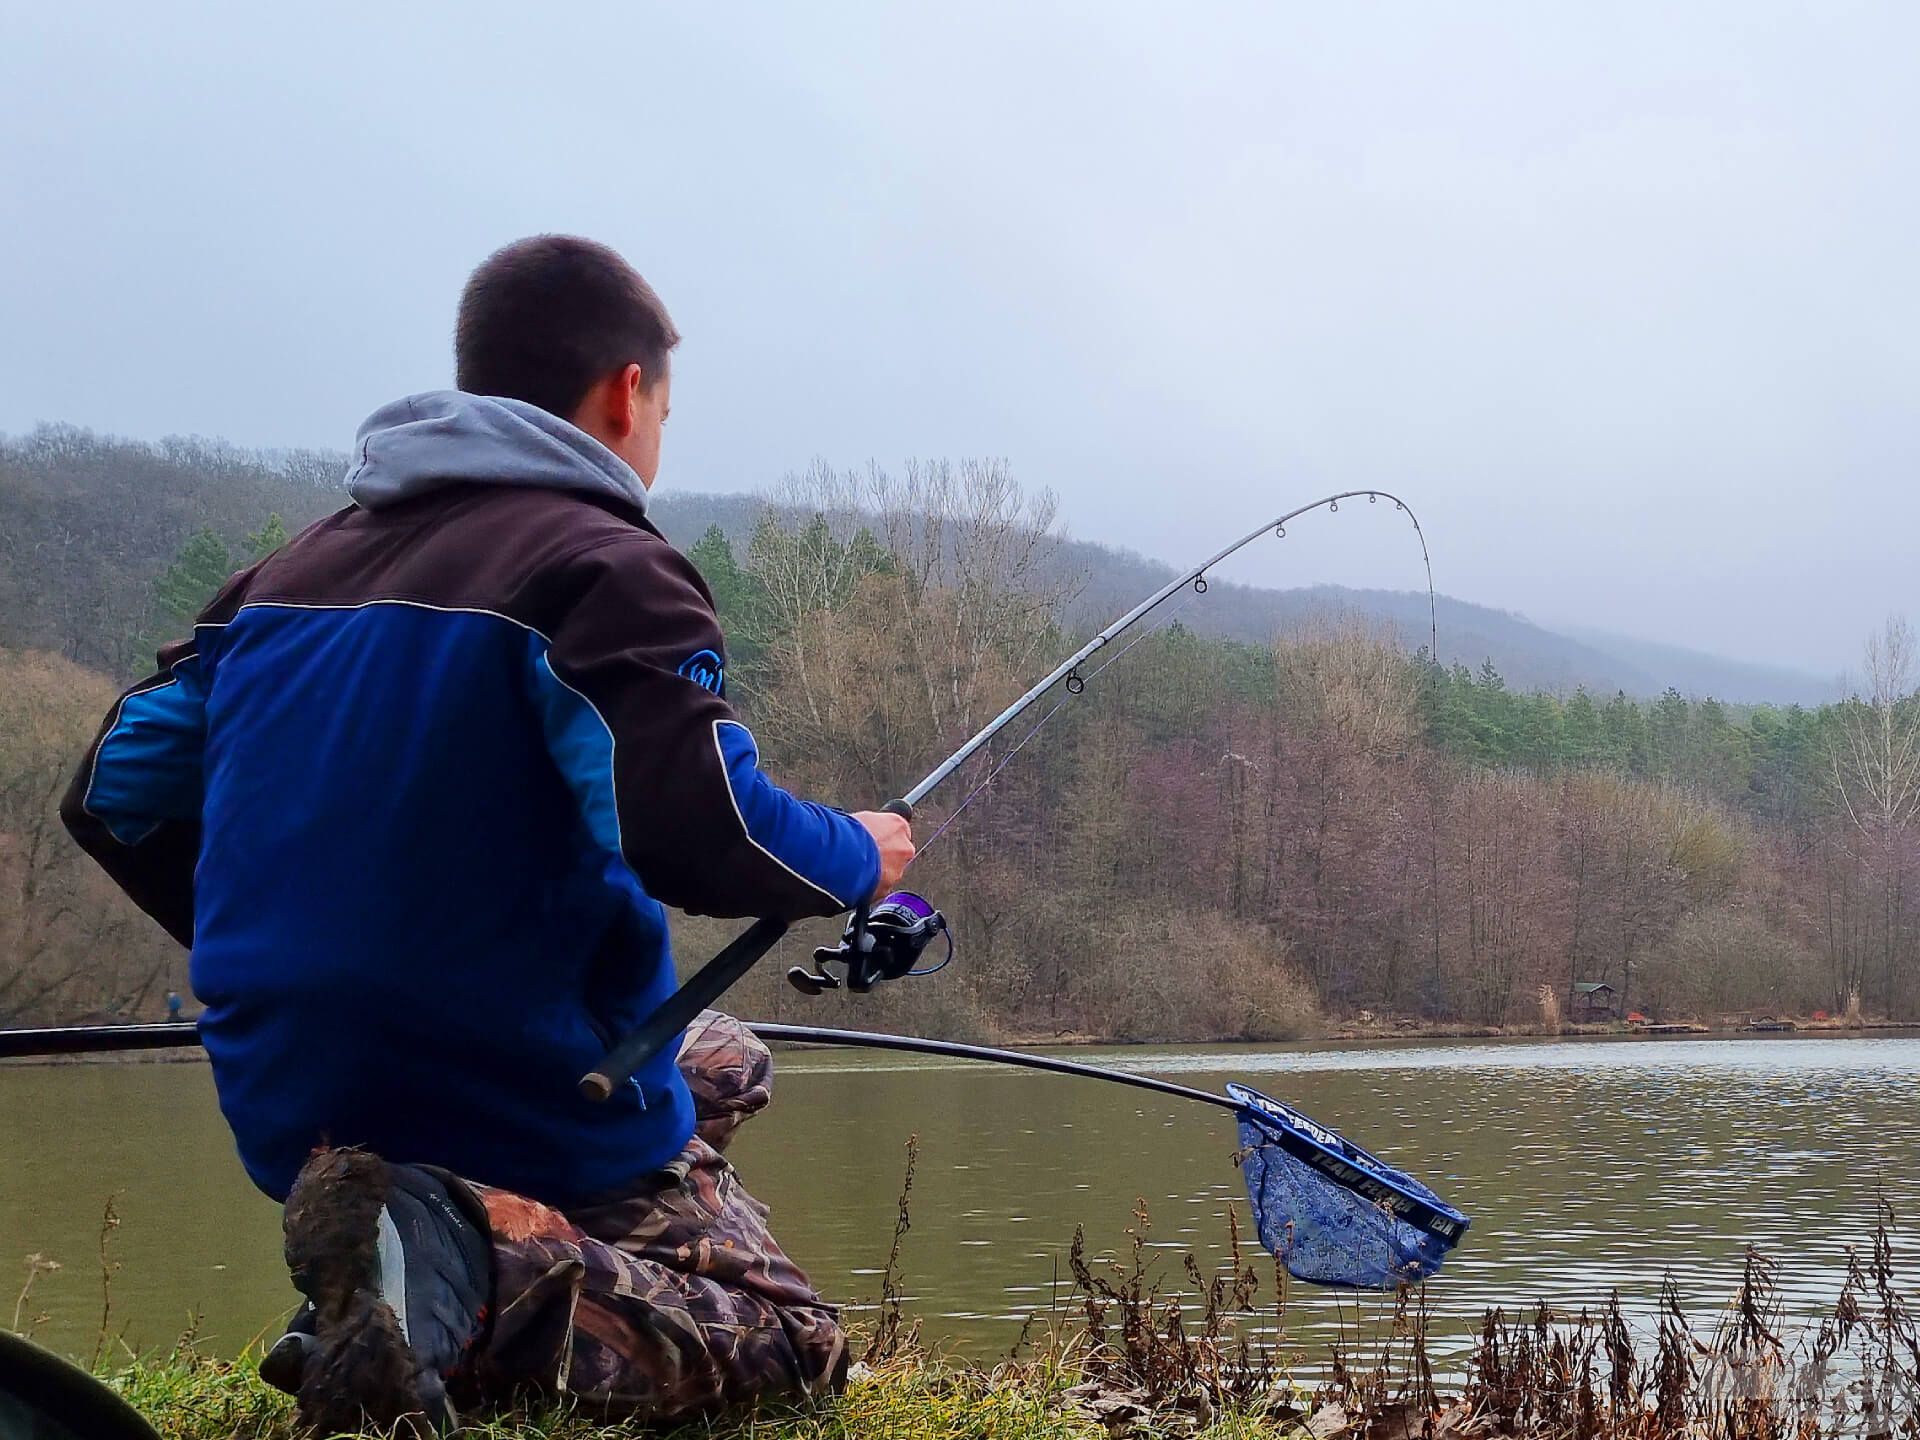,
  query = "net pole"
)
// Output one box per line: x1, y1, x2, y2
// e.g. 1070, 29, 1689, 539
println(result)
748, 1022, 1245, 1115
0, 1019, 1236, 1118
